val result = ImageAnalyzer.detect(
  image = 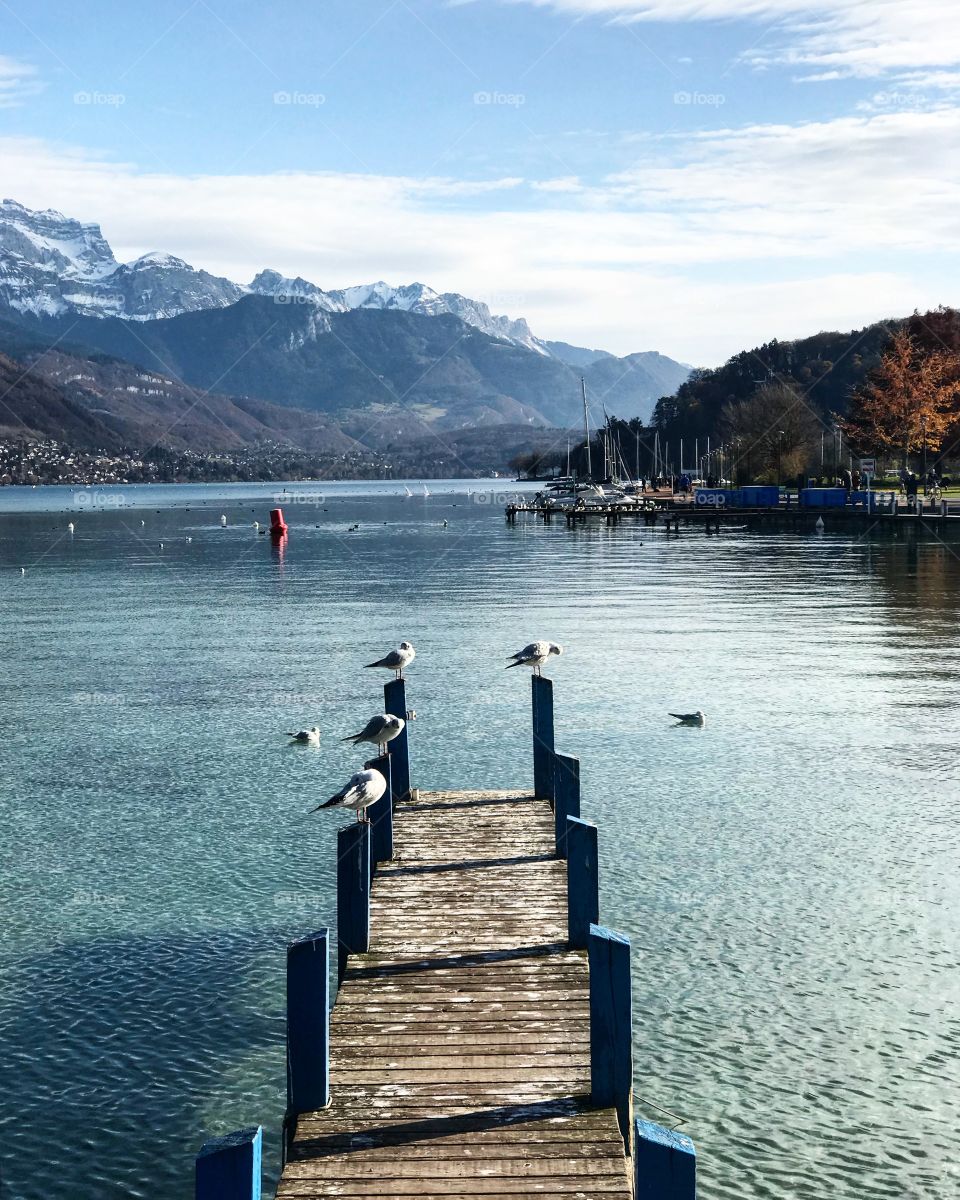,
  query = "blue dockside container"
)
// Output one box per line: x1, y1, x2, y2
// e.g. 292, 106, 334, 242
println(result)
738, 485, 780, 507
694, 488, 737, 507
800, 487, 849, 508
